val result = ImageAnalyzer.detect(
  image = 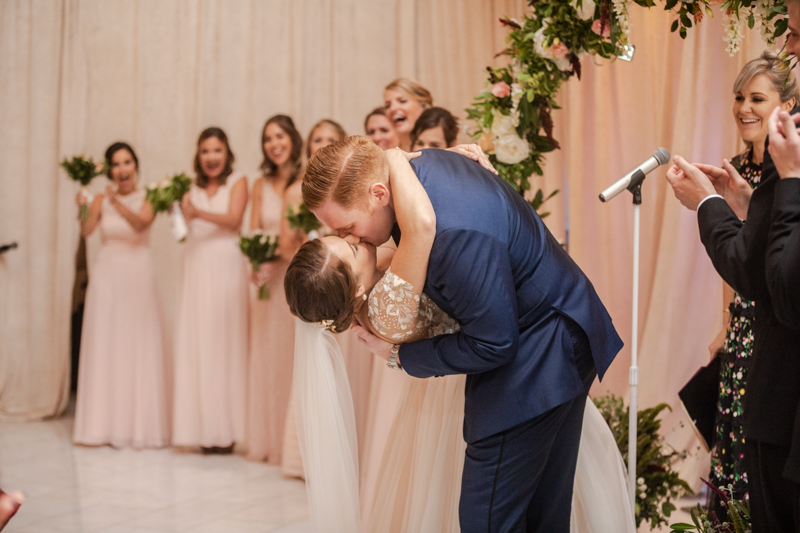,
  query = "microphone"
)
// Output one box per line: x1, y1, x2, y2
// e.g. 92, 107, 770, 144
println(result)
599, 148, 670, 202
0, 242, 18, 255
